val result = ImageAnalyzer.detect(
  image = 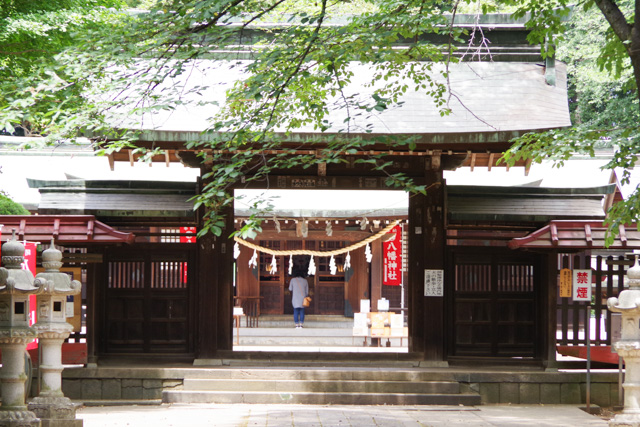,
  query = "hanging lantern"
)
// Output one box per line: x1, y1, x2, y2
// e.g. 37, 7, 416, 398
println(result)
248, 249, 258, 268
233, 242, 240, 259
269, 255, 277, 274
288, 254, 293, 276
329, 255, 337, 275
308, 255, 316, 276
365, 243, 372, 263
